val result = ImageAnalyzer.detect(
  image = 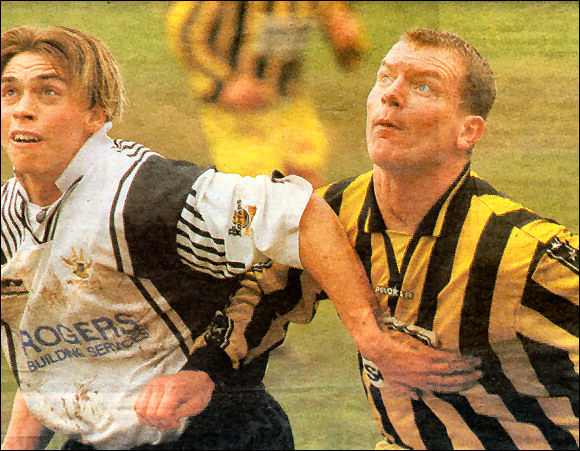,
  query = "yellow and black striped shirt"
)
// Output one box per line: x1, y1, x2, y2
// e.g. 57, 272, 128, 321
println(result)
165, 1, 365, 101
194, 164, 579, 449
